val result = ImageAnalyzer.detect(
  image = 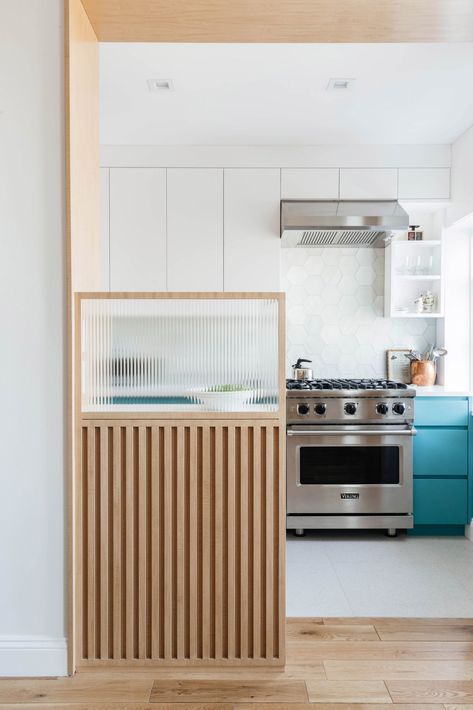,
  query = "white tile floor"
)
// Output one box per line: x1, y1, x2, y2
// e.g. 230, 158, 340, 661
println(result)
286, 531, 473, 617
